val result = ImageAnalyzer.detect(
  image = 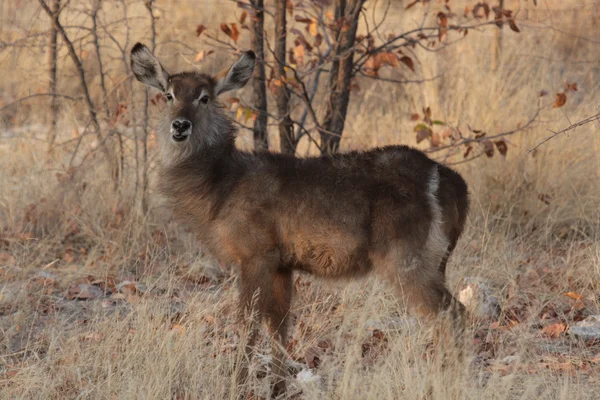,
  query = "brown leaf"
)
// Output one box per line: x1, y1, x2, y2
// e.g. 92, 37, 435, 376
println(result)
437, 12, 448, 28
564, 292, 583, 301
539, 89, 548, 97
423, 106, 432, 124
553, 92, 567, 108
309, 18, 318, 37
542, 322, 568, 338
399, 56, 415, 72
415, 126, 432, 143
463, 145, 473, 159
220, 23, 232, 38
230, 23, 240, 43
473, 2, 490, 19
495, 140, 508, 156
239, 11, 248, 25
410, 113, 420, 121
430, 132, 441, 147
481, 140, 494, 157
380, 51, 398, 67
295, 16, 313, 24
314, 33, 323, 47
196, 24, 206, 37
293, 44, 305, 65
564, 82, 578, 92
508, 19, 520, 33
